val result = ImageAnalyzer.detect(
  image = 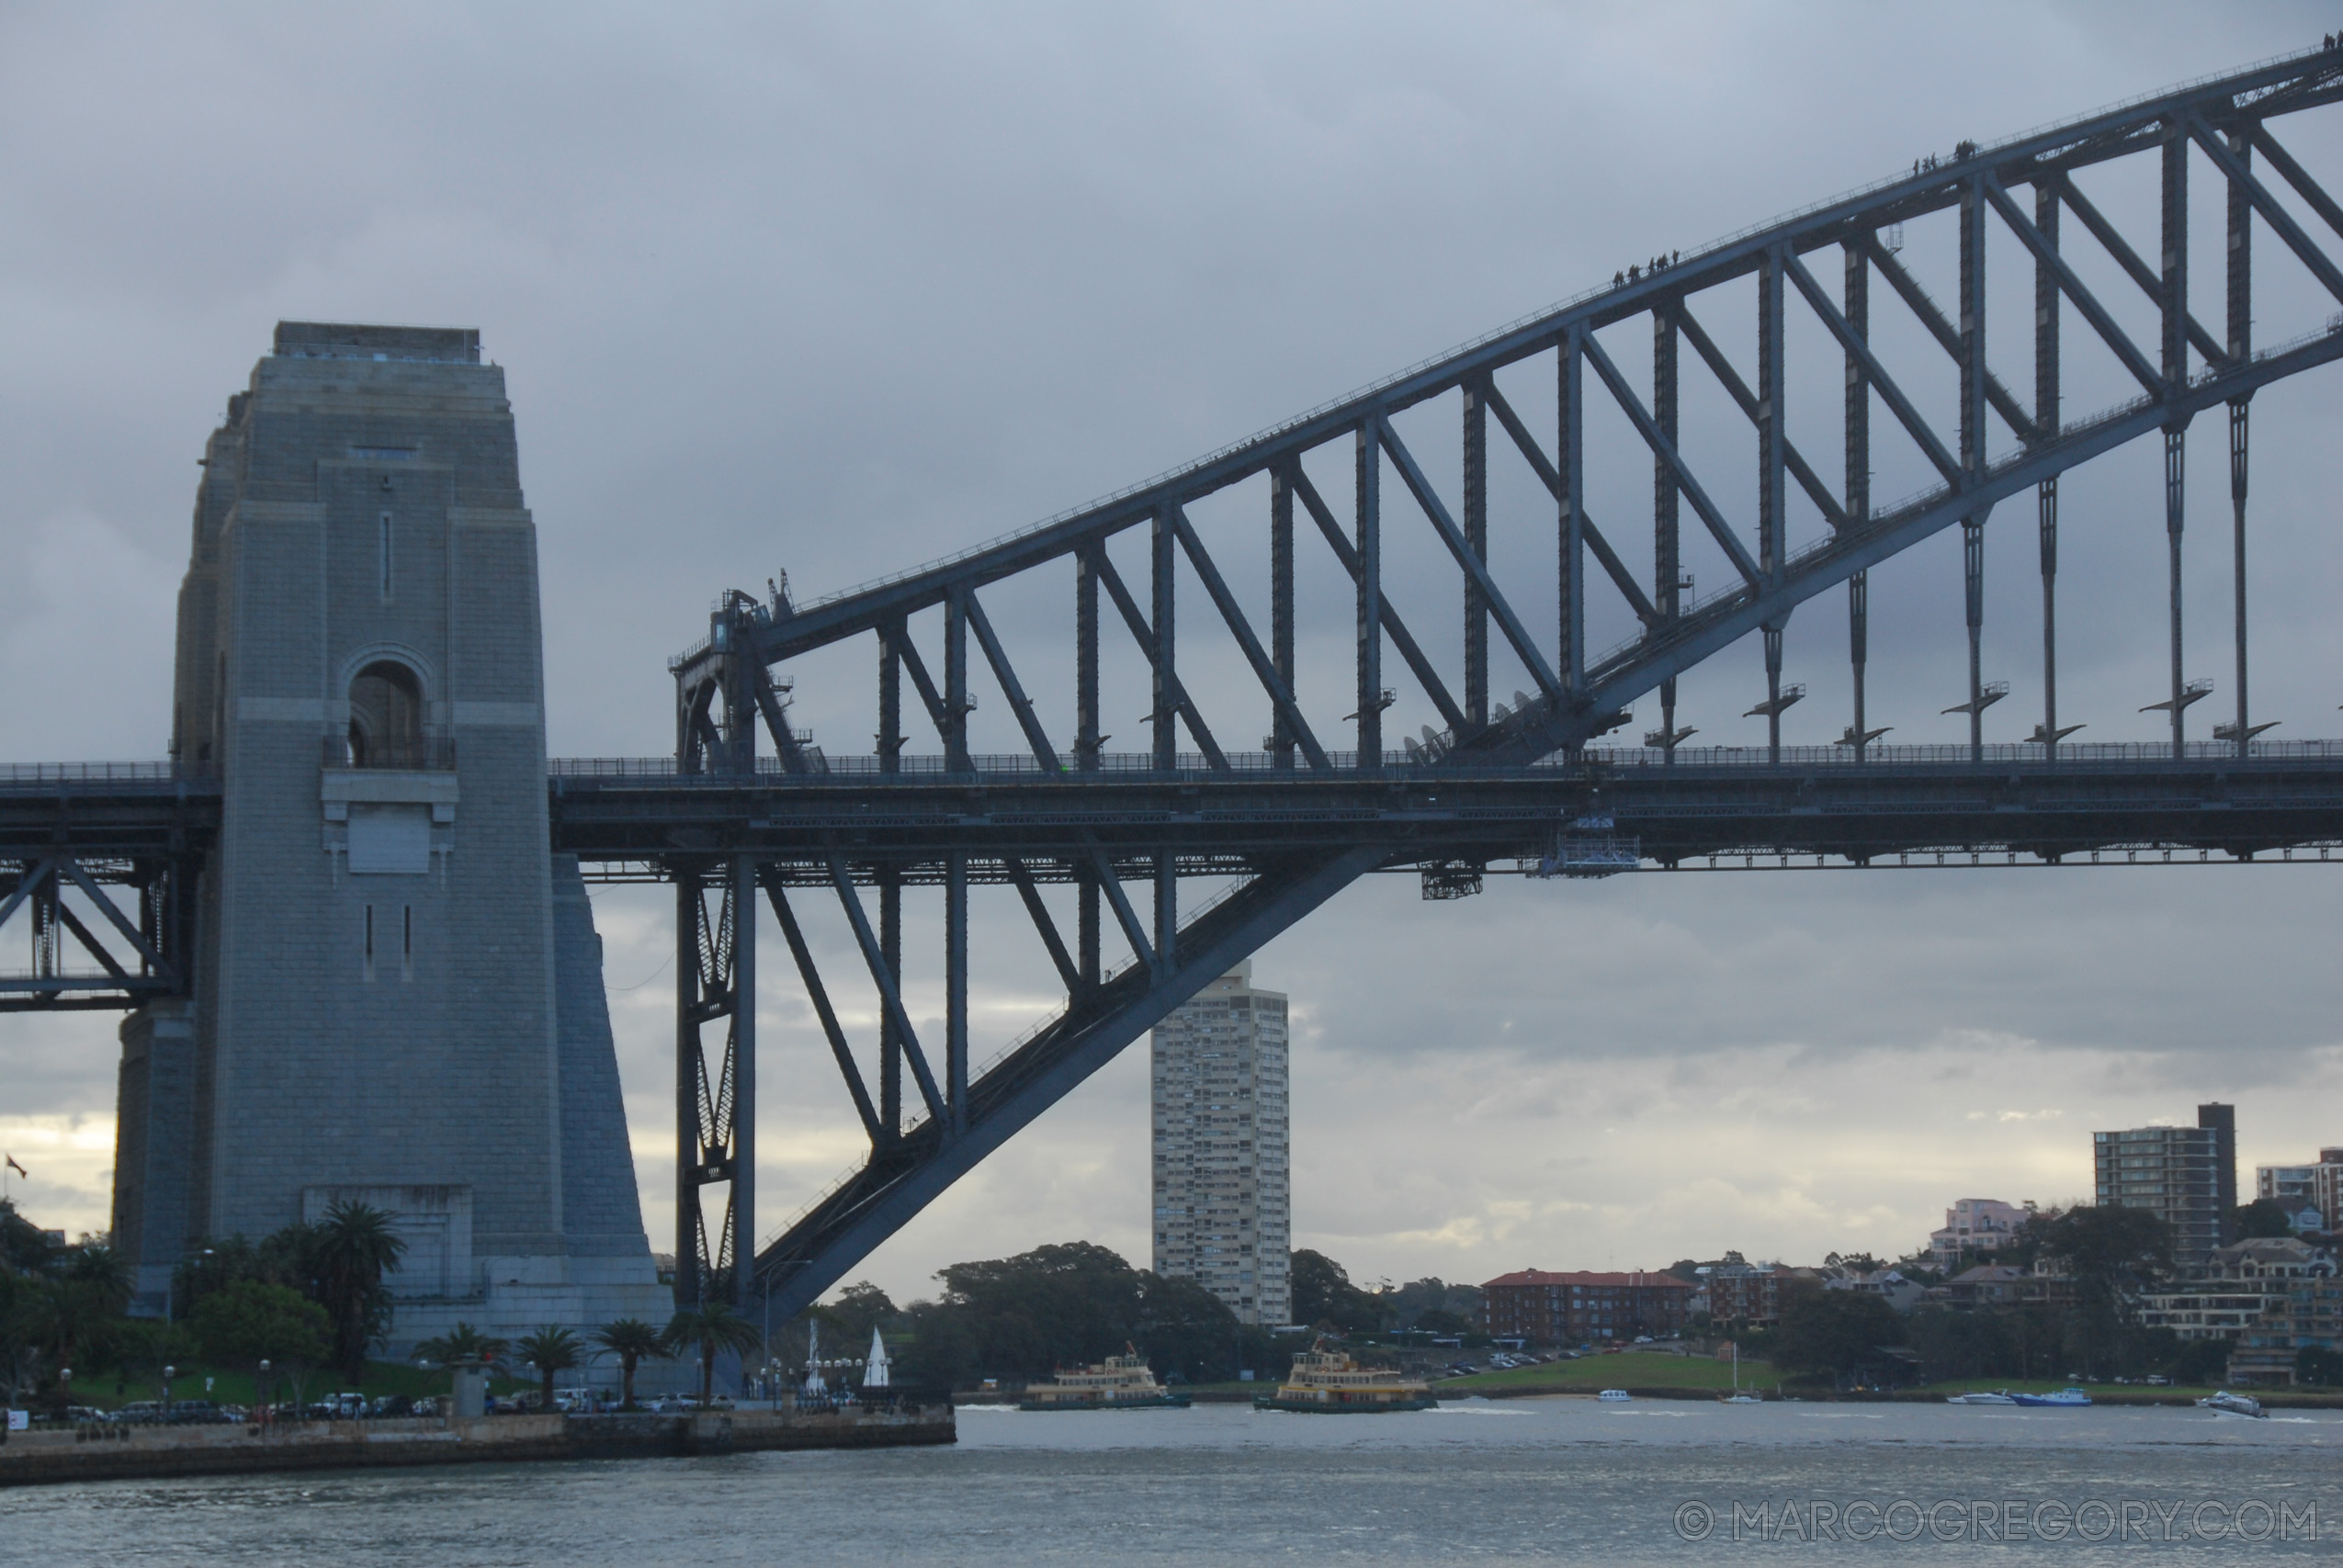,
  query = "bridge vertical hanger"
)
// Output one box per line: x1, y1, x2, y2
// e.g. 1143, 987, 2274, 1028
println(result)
1075, 540, 1103, 990
1462, 378, 1490, 730
945, 587, 972, 773
2036, 179, 2064, 759
1559, 326, 1586, 705
1153, 508, 1178, 771
877, 625, 904, 1134
1844, 236, 1872, 761
1653, 307, 1682, 762
1960, 175, 1991, 764
1758, 247, 1789, 763
2163, 118, 2191, 759
1151, 502, 1178, 970
1355, 423, 1384, 762
2228, 127, 2255, 760
1271, 466, 1298, 761
730, 852, 756, 1308
946, 852, 968, 1138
